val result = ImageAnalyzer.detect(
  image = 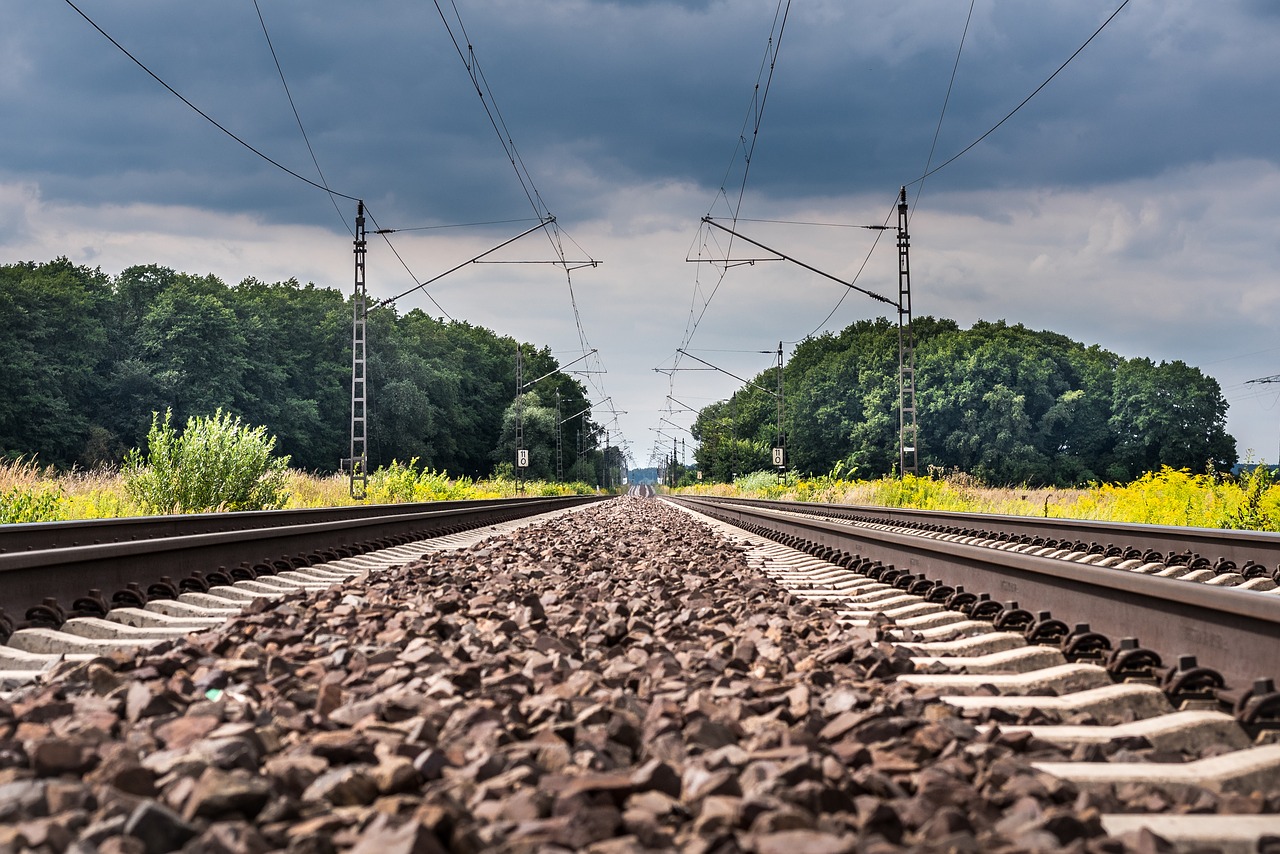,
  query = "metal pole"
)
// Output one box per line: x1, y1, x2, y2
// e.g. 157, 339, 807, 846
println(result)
555, 390, 563, 482
731, 395, 738, 482
776, 340, 786, 474
349, 201, 369, 499
515, 344, 524, 494
897, 186, 919, 477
